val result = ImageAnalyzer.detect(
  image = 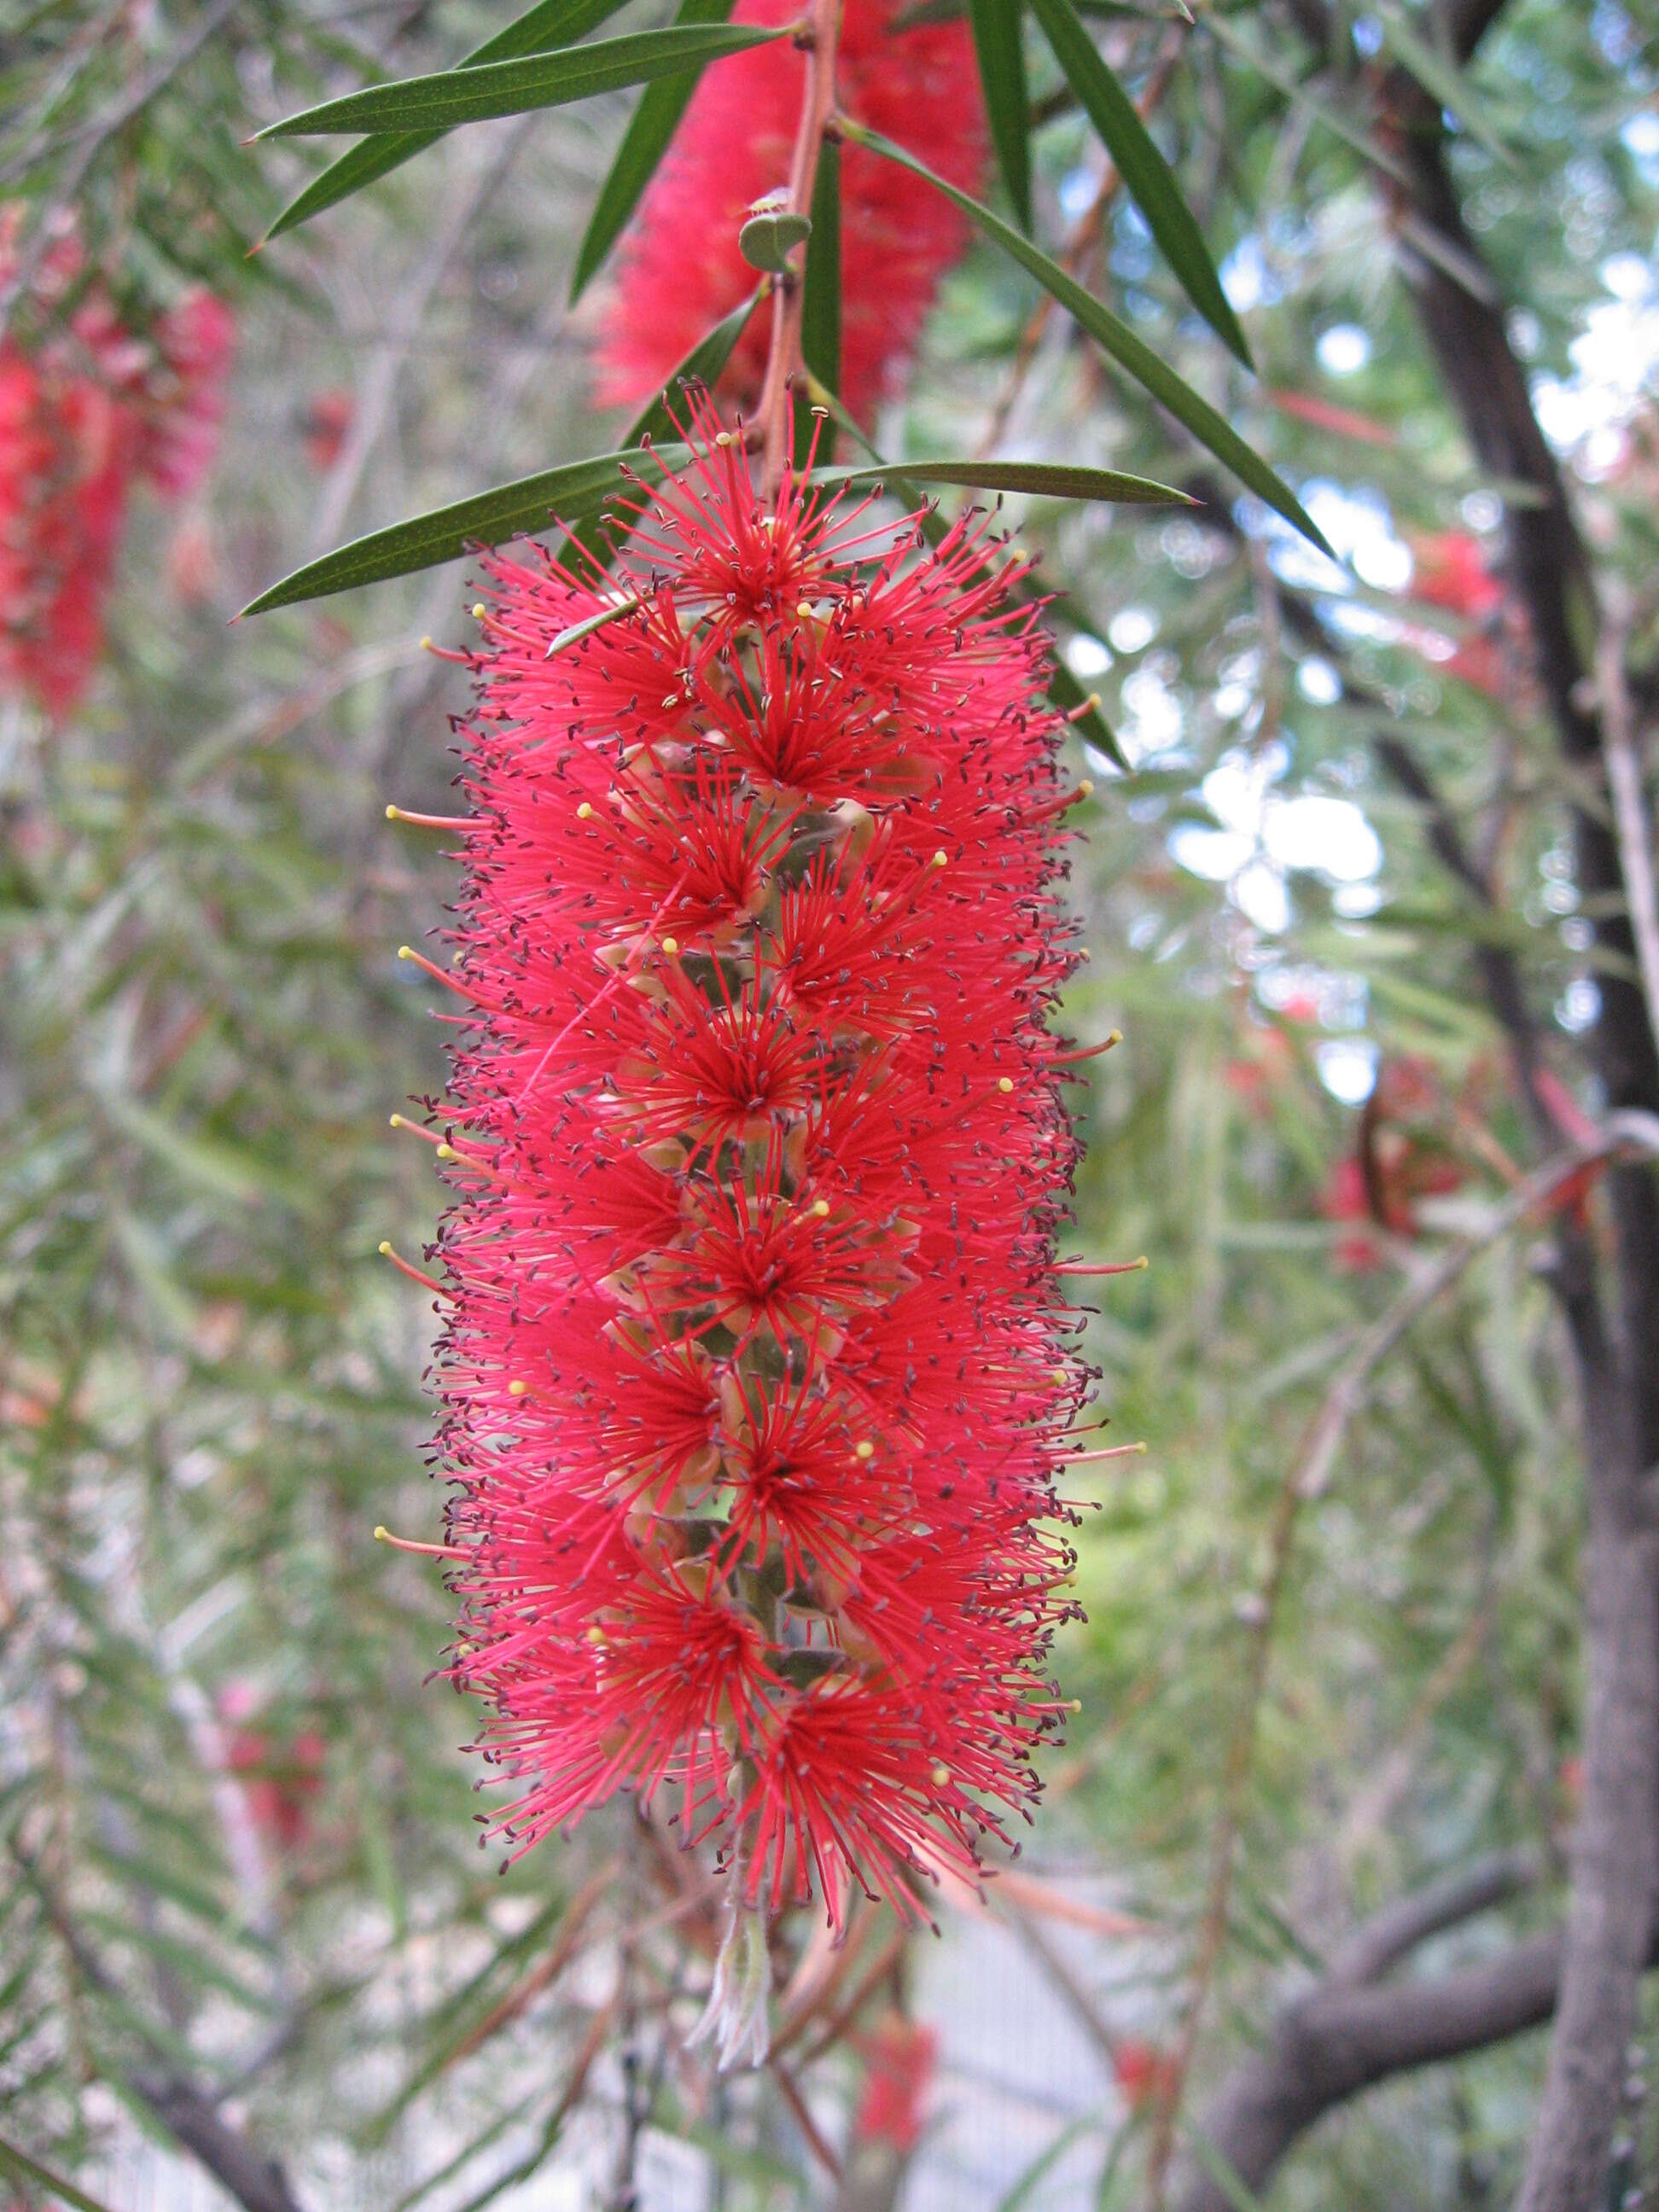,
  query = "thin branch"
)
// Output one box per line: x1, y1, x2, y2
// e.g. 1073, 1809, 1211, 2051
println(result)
757, 0, 841, 492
